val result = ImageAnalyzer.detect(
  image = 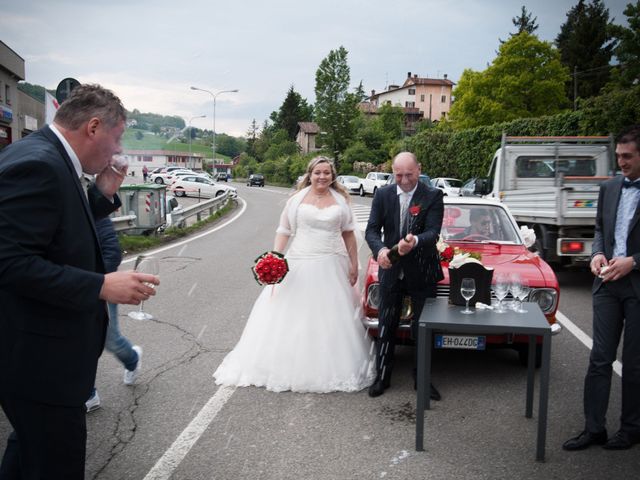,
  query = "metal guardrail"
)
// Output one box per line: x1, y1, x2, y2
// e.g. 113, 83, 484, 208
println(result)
169, 191, 230, 228
111, 214, 137, 232
110, 192, 230, 232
